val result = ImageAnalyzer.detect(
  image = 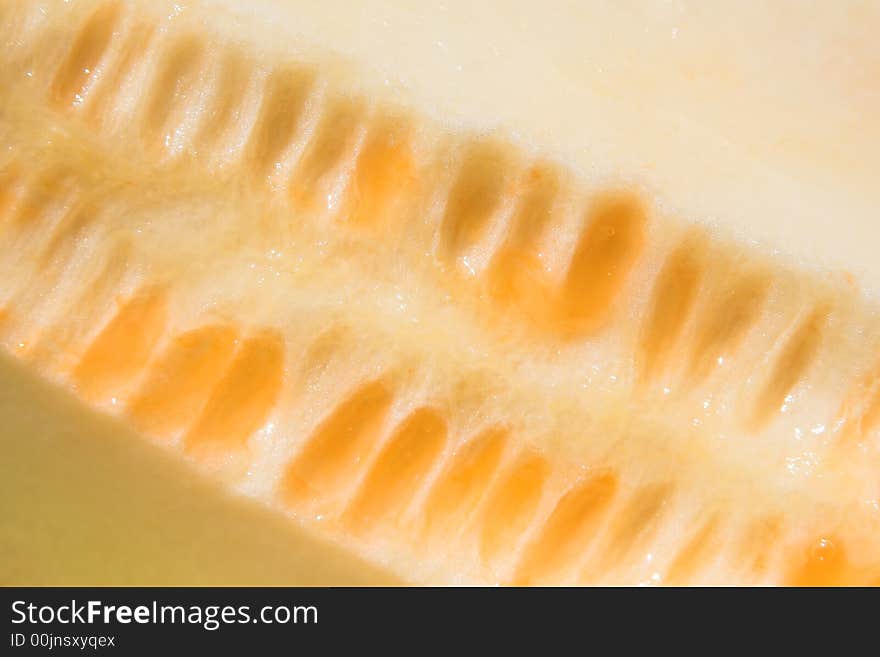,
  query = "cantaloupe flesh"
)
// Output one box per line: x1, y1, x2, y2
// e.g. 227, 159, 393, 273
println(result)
1, 0, 879, 585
